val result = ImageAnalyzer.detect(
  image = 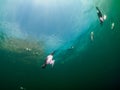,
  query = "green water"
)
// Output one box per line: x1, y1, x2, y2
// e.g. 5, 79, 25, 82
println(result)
0, 0, 120, 90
